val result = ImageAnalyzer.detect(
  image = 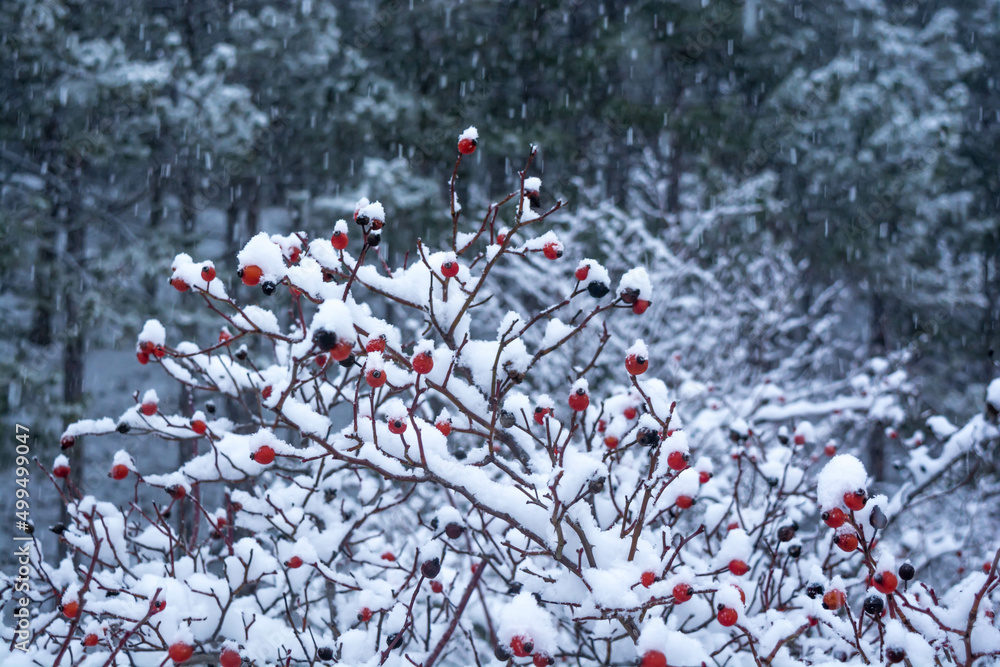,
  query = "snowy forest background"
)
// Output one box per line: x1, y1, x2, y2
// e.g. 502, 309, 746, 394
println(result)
4, 0, 999, 497
2, 0, 1000, 662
